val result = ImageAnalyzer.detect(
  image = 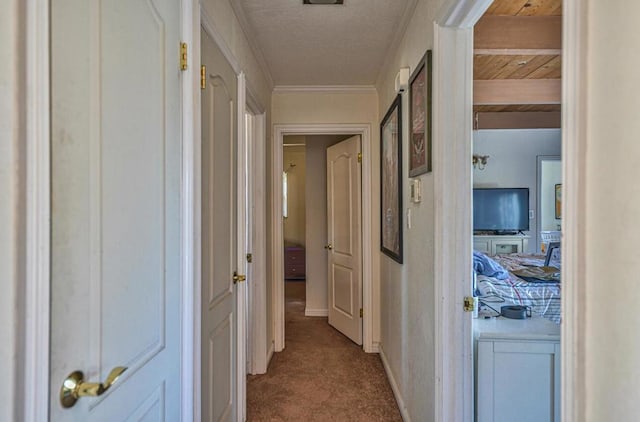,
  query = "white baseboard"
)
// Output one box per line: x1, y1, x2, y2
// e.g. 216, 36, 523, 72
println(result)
304, 308, 328, 317
366, 341, 381, 353
379, 345, 411, 422
266, 341, 275, 368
